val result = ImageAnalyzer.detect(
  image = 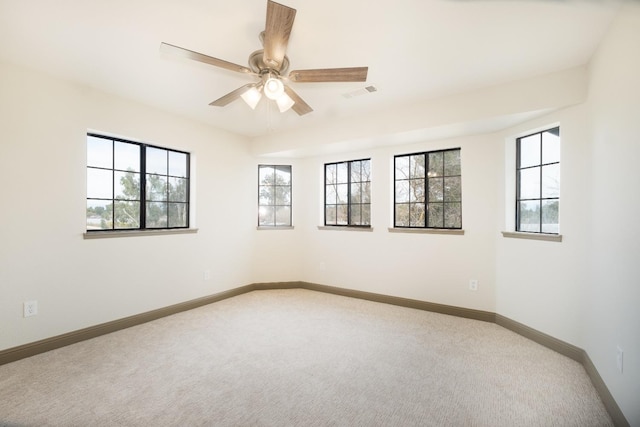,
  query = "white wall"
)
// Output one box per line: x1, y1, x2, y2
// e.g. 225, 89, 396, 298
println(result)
249, 158, 305, 283
494, 104, 591, 347
0, 62, 256, 351
492, 6, 640, 424
295, 134, 499, 312
584, 4, 640, 423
